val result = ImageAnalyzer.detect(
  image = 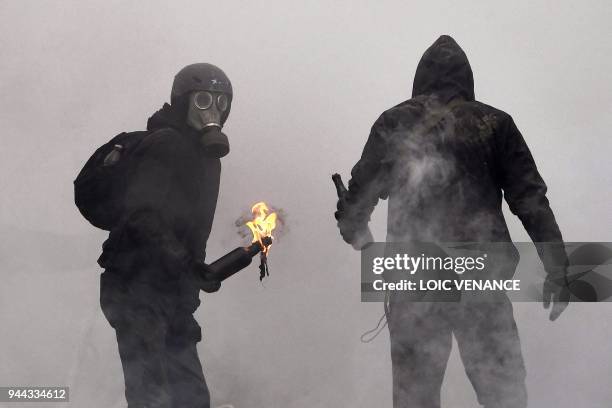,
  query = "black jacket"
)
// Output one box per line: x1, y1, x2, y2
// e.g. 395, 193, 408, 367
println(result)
341, 36, 565, 268
99, 103, 220, 285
